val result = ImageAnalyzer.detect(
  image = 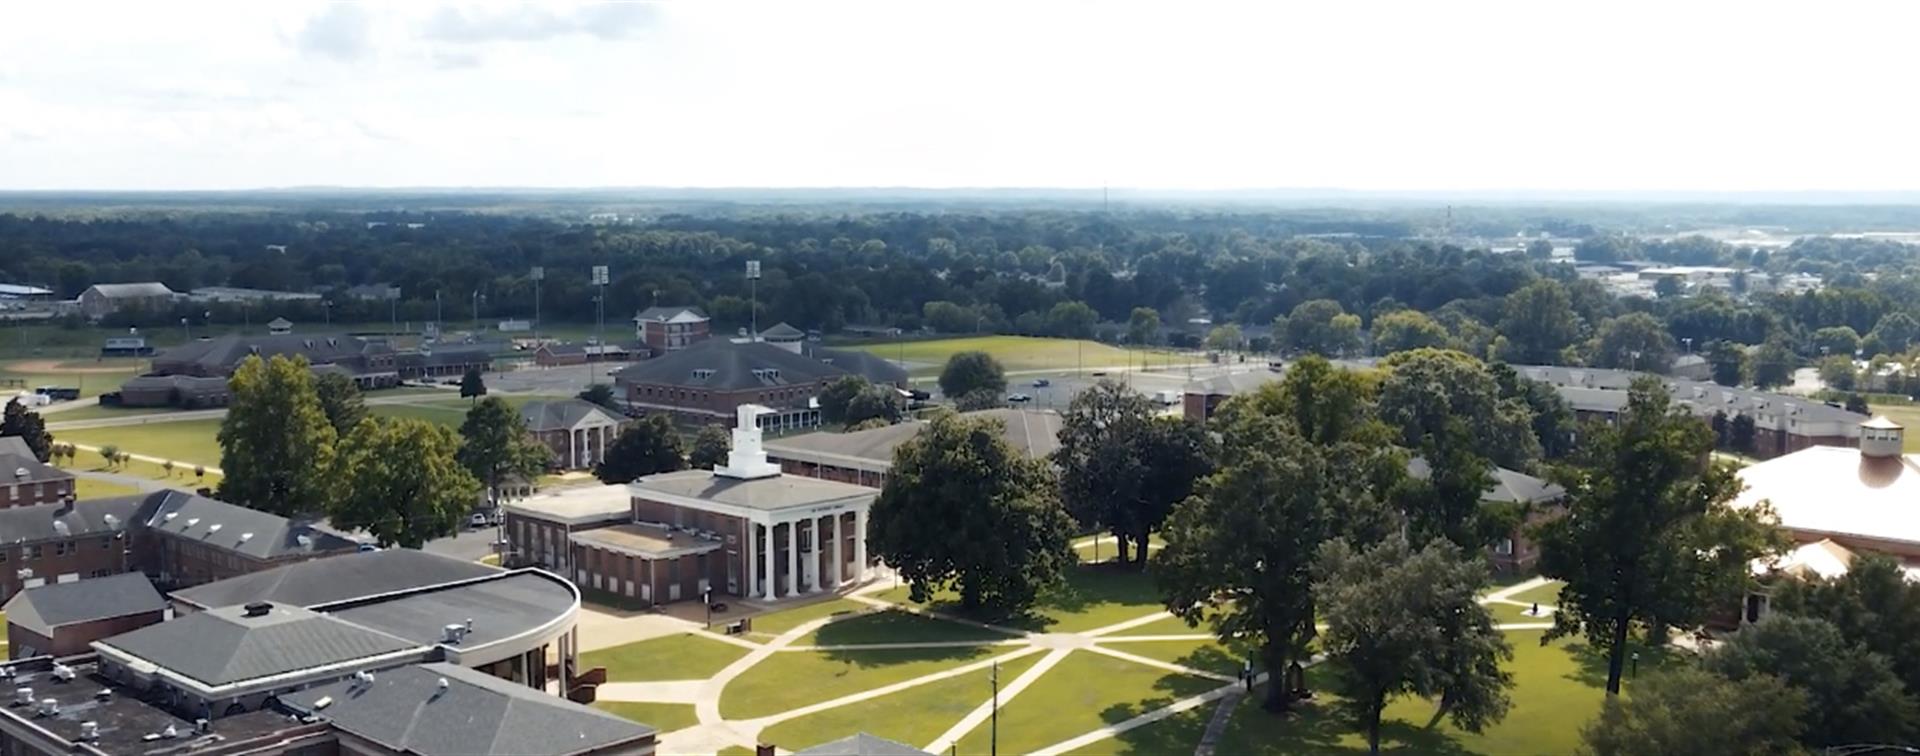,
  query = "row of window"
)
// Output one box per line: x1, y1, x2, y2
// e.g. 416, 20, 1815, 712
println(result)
5, 480, 72, 502
0, 536, 115, 562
